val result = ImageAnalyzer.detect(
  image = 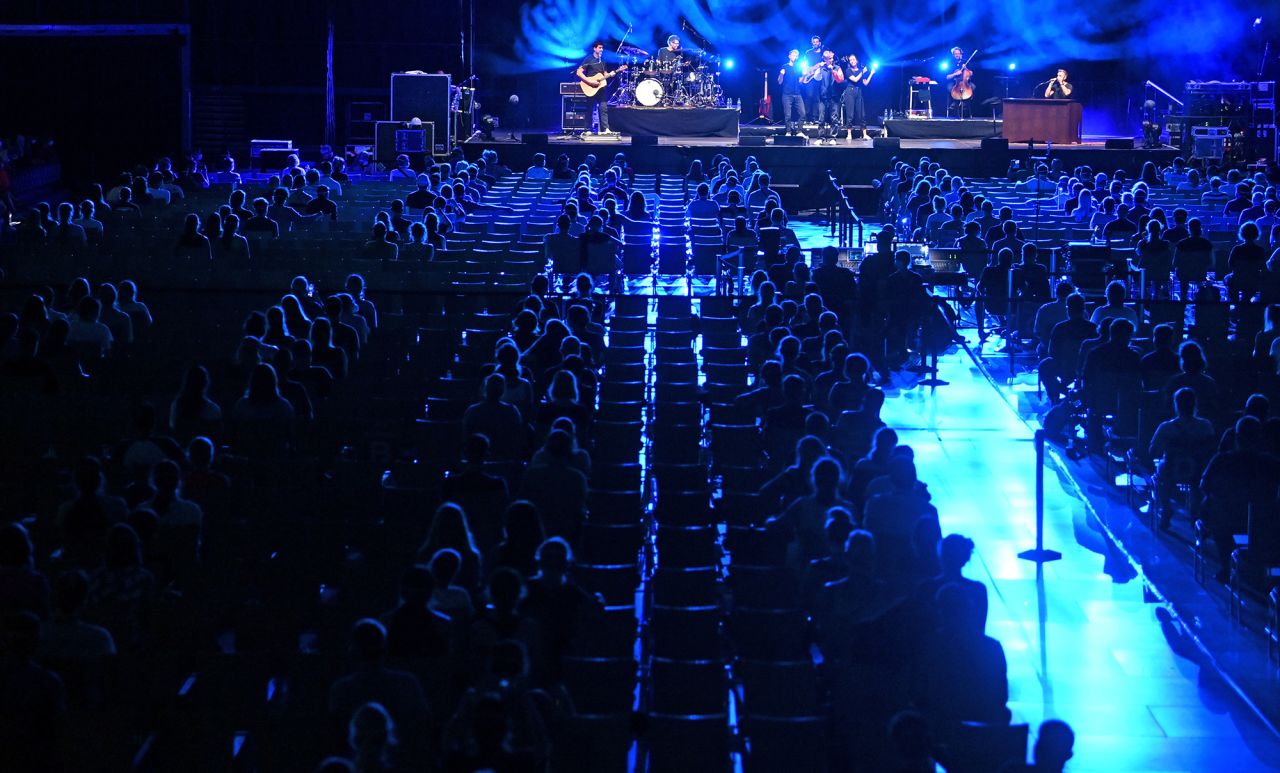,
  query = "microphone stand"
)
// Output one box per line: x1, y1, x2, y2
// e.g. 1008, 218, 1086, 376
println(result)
616, 24, 632, 55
